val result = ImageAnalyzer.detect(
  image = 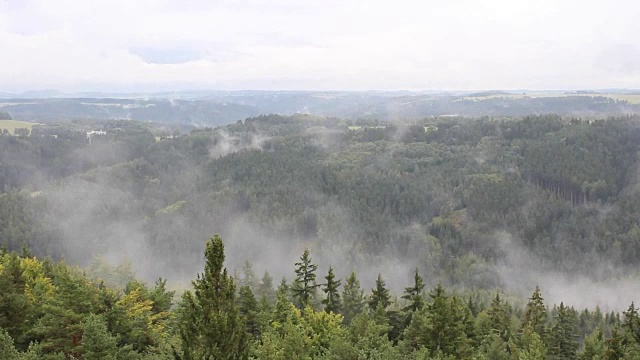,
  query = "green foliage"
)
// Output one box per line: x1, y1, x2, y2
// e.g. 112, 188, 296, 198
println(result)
341, 272, 365, 326
368, 274, 391, 311
237, 285, 261, 339
291, 249, 320, 309
523, 286, 548, 342
81, 314, 118, 360
321, 266, 342, 314
401, 284, 473, 358
174, 234, 249, 359
0, 327, 21, 360
401, 268, 426, 325
5, 115, 640, 359
550, 302, 578, 360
